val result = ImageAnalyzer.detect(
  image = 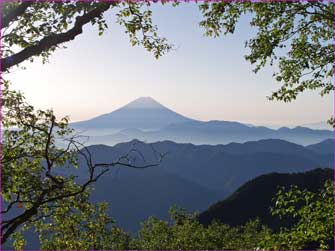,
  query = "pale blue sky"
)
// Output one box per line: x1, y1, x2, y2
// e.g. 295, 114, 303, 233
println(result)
8, 3, 333, 127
